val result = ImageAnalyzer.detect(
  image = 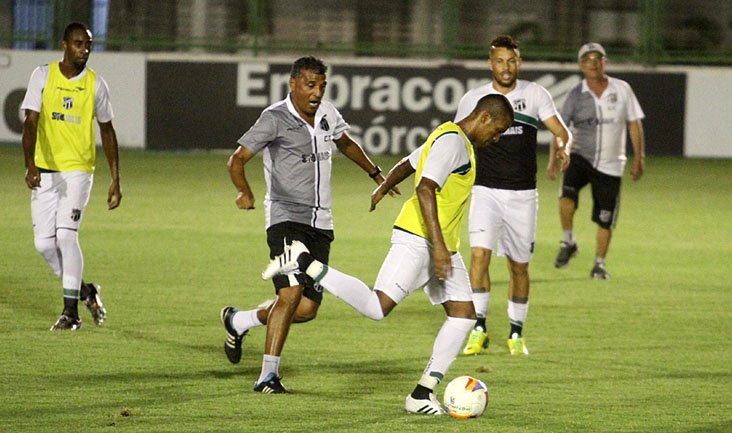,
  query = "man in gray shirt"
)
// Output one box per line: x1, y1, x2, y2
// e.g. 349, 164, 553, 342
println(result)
220, 56, 391, 393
